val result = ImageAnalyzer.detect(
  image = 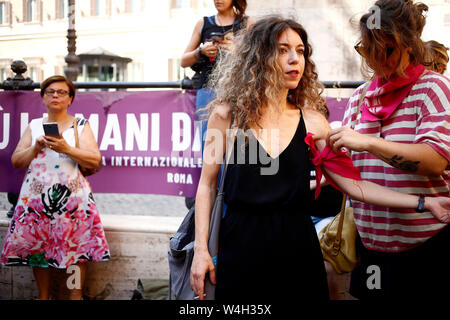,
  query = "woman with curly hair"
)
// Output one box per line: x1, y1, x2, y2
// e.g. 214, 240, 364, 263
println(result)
328, 0, 450, 299
190, 15, 450, 301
